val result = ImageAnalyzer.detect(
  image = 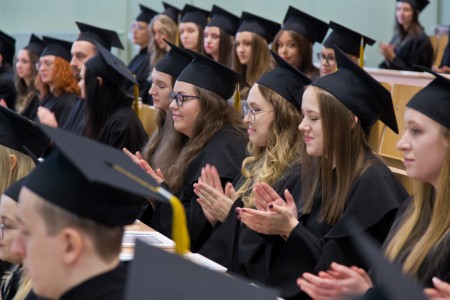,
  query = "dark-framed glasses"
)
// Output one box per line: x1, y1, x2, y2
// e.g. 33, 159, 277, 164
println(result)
316, 53, 336, 65
169, 91, 199, 107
